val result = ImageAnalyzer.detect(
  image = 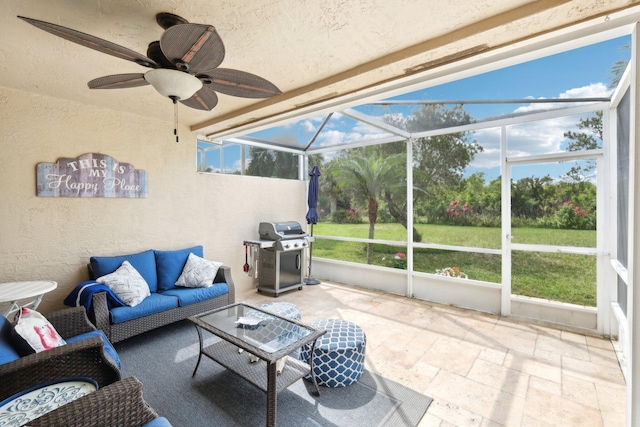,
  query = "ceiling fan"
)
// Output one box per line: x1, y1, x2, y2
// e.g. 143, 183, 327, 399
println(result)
17, 13, 282, 112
